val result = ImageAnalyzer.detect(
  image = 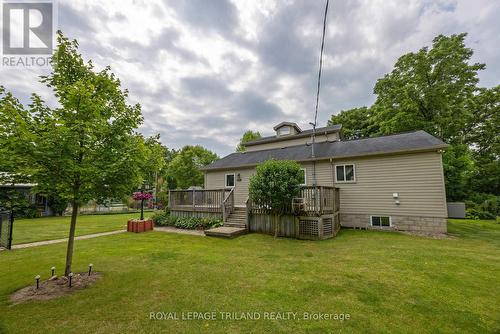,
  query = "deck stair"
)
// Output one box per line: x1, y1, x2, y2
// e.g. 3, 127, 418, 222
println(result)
205, 207, 248, 238
223, 207, 247, 228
